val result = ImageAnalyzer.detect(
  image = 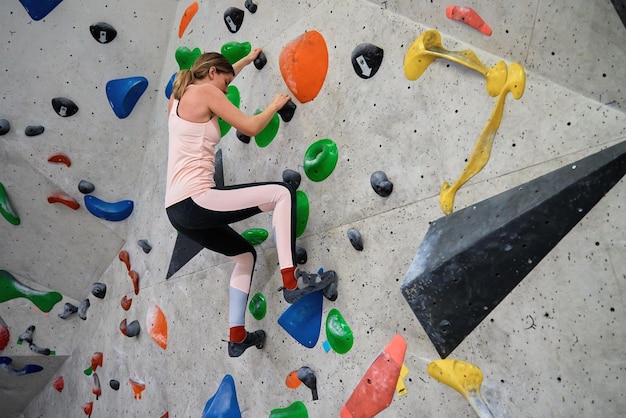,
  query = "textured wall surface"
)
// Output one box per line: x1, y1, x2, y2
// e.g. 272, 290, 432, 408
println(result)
1, 0, 625, 417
